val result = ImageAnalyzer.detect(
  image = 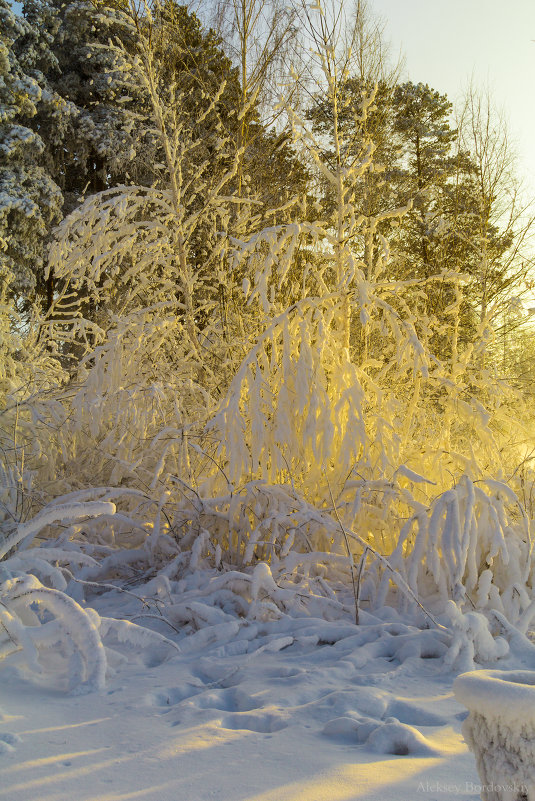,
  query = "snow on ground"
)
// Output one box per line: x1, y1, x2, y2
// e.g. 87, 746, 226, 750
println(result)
0, 597, 506, 801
